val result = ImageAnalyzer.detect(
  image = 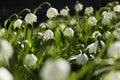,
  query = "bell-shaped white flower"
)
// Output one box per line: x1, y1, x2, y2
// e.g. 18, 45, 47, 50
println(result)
25, 13, 37, 24
102, 18, 110, 25
74, 1, 83, 12
102, 11, 113, 20
46, 7, 59, 19
70, 18, 76, 25
88, 16, 97, 26
114, 5, 120, 13
103, 71, 120, 80
40, 58, 70, 80
0, 39, 13, 59
59, 23, 66, 30
0, 67, 14, 80
86, 40, 104, 54
115, 22, 120, 31
76, 53, 88, 65
60, 8, 69, 16
13, 19, 23, 29
85, 7, 94, 15
92, 31, 102, 38
107, 41, 120, 59
64, 27, 74, 37
24, 54, 37, 67
43, 29, 54, 41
